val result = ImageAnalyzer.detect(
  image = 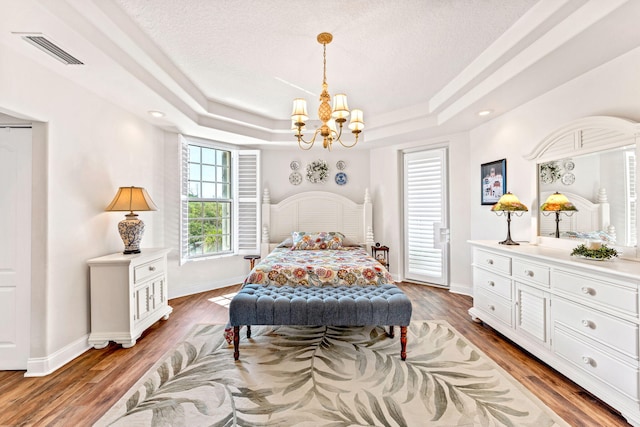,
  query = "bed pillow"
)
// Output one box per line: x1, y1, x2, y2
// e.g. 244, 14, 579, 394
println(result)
276, 237, 293, 248
291, 231, 344, 250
